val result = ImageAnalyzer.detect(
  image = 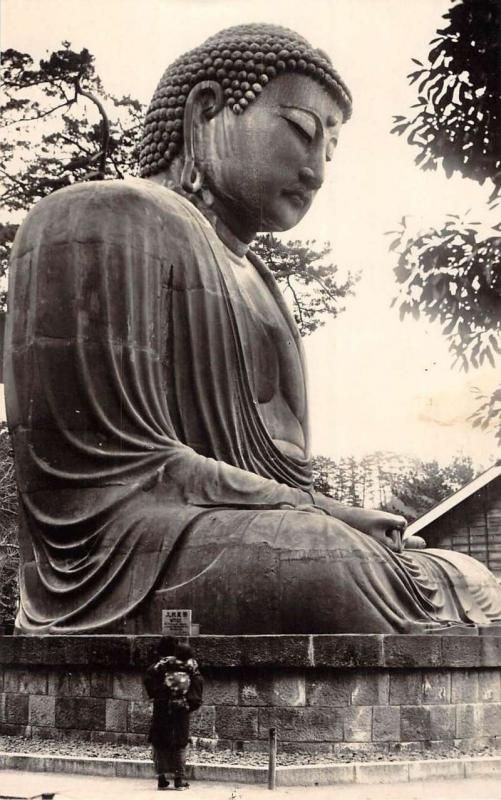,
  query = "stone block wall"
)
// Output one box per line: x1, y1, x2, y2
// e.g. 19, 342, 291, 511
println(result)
1, 634, 501, 755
